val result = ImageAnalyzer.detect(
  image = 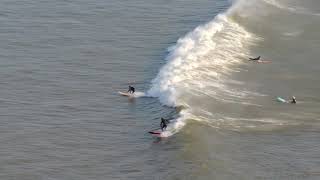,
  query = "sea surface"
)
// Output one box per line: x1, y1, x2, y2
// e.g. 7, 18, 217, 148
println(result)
0, 0, 320, 179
